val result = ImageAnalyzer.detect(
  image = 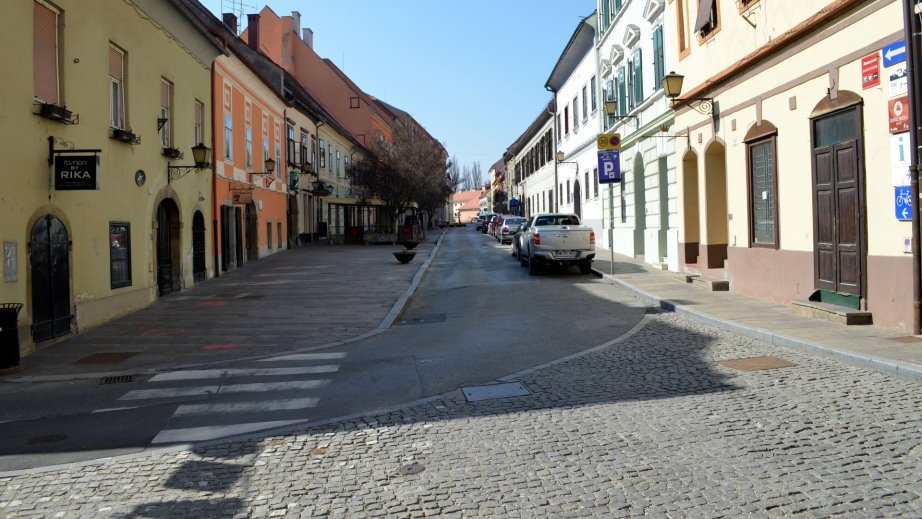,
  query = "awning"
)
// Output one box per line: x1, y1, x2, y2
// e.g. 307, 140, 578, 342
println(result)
694, 0, 716, 32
